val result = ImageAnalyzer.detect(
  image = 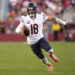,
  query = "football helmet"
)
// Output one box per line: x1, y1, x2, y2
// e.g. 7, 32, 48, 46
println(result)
27, 2, 37, 18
